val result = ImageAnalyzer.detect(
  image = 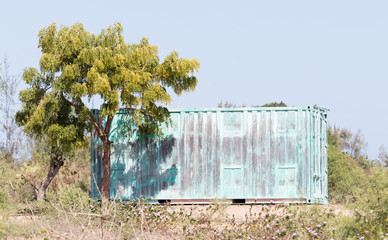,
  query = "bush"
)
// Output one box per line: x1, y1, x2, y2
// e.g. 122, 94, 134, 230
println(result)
46, 185, 89, 211
328, 144, 365, 203
327, 127, 388, 237
0, 188, 9, 210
